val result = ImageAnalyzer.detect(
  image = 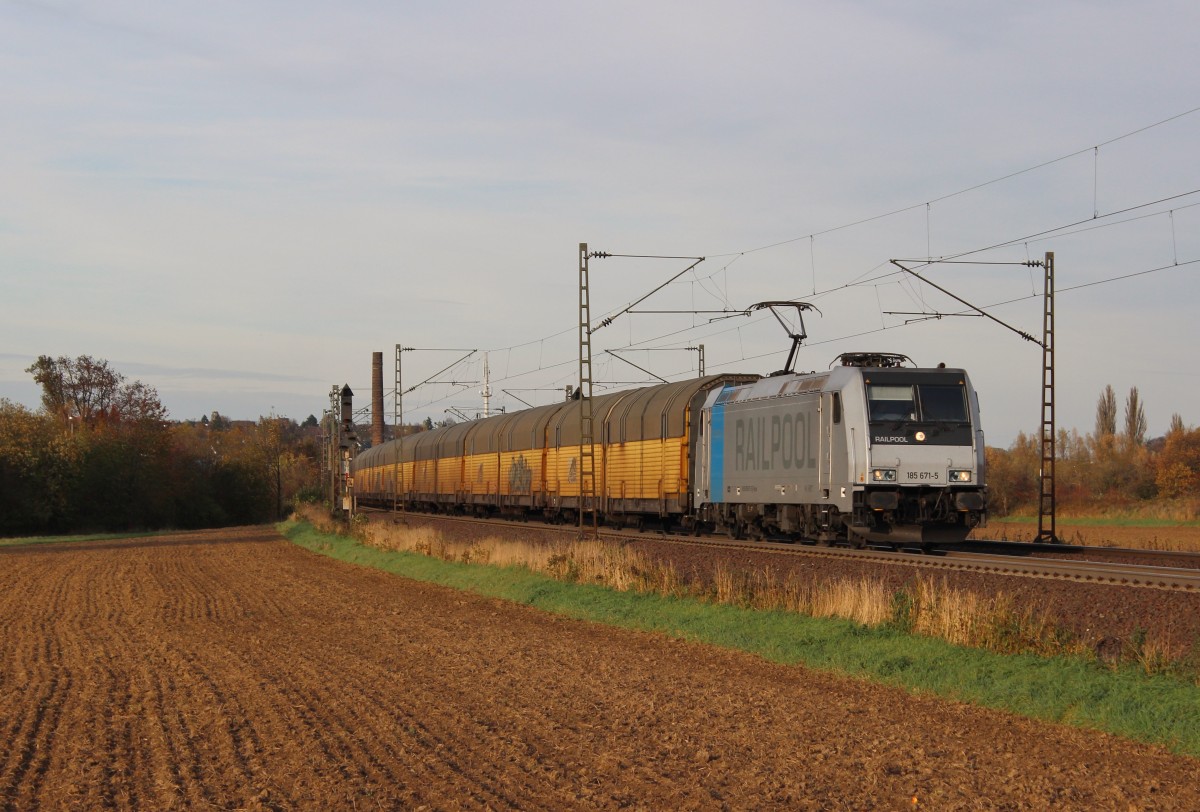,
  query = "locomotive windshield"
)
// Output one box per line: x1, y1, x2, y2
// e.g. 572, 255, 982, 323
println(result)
919, 384, 969, 422
867, 383, 968, 423
867, 385, 915, 421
